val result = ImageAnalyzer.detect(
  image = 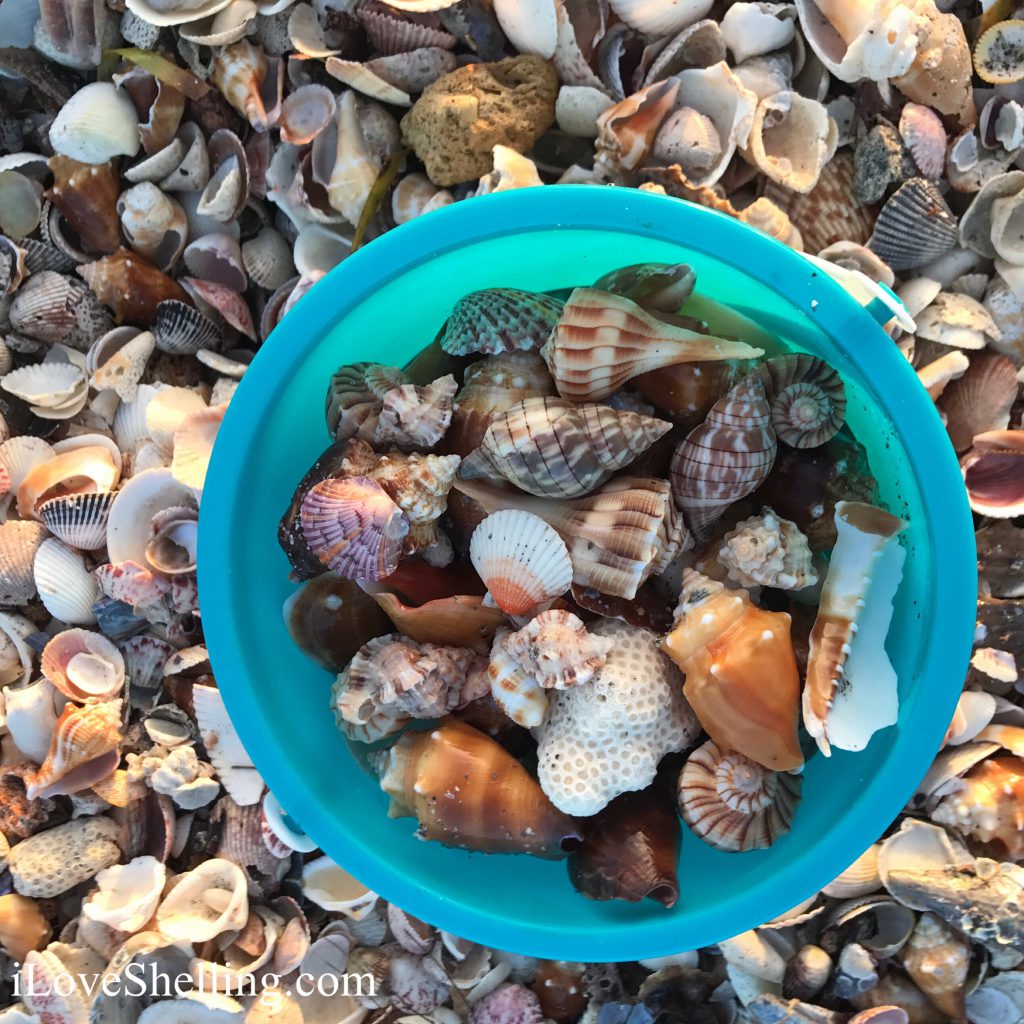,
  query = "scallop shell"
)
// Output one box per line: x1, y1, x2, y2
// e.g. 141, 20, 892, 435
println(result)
172, 404, 226, 492
155, 858, 249, 942
670, 371, 778, 540
975, 20, 1024, 85
49, 82, 141, 164
26, 699, 122, 800
42, 628, 125, 703
361, 4, 455, 56
439, 288, 565, 357
762, 353, 846, 448
33, 537, 100, 625
868, 177, 959, 272
183, 234, 247, 293
938, 351, 1019, 453
82, 856, 167, 934
0, 521, 47, 605
460, 396, 672, 499
469, 509, 573, 615
38, 492, 116, 550
153, 299, 222, 356
241, 227, 295, 290
299, 476, 409, 581
17, 445, 120, 520
541, 288, 763, 402
899, 103, 947, 180
678, 739, 801, 852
